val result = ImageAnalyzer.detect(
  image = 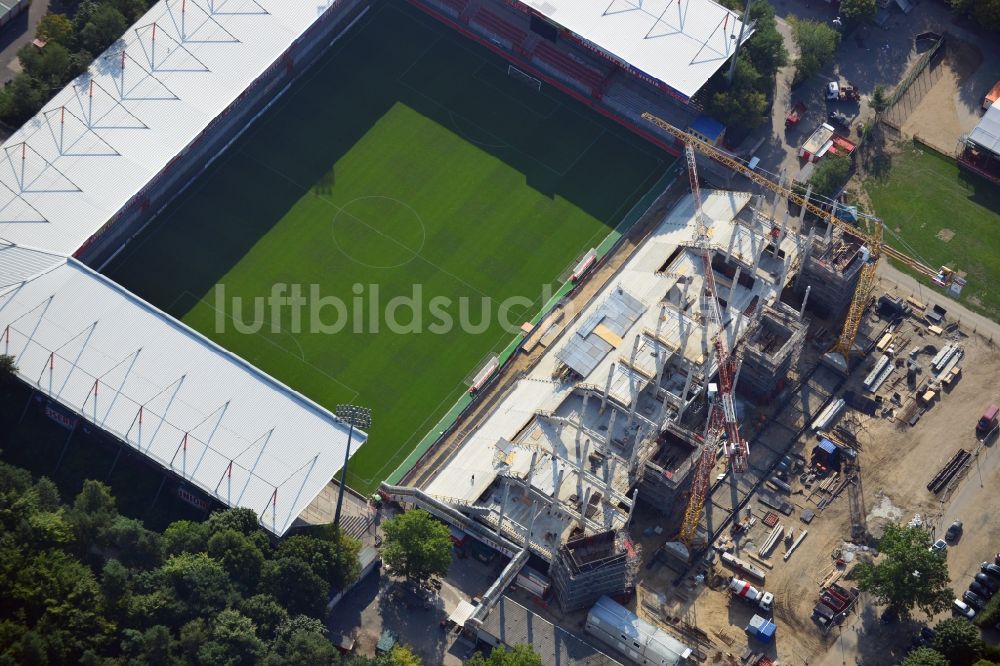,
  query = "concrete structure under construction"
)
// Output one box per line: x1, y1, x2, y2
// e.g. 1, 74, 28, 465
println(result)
739, 302, 808, 400
550, 531, 637, 612
795, 225, 867, 318
387, 189, 817, 611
